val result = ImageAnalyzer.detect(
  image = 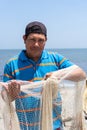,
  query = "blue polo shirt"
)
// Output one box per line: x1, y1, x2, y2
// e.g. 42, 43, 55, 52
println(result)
3, 50, 73, 82
3, 50, 74, 130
